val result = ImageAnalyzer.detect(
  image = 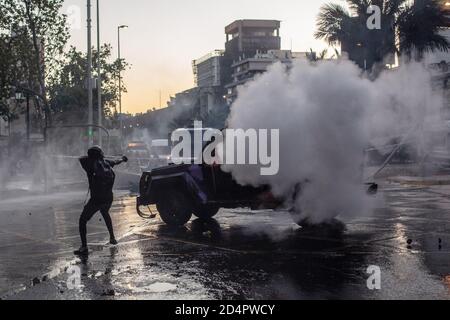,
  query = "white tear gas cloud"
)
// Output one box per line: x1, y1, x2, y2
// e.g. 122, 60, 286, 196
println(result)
223, 59, 443, 224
